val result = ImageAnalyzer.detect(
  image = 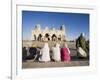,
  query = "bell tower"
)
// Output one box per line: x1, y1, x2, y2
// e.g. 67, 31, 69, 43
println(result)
60, 25, 65, 31
35, 24, 41, 30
